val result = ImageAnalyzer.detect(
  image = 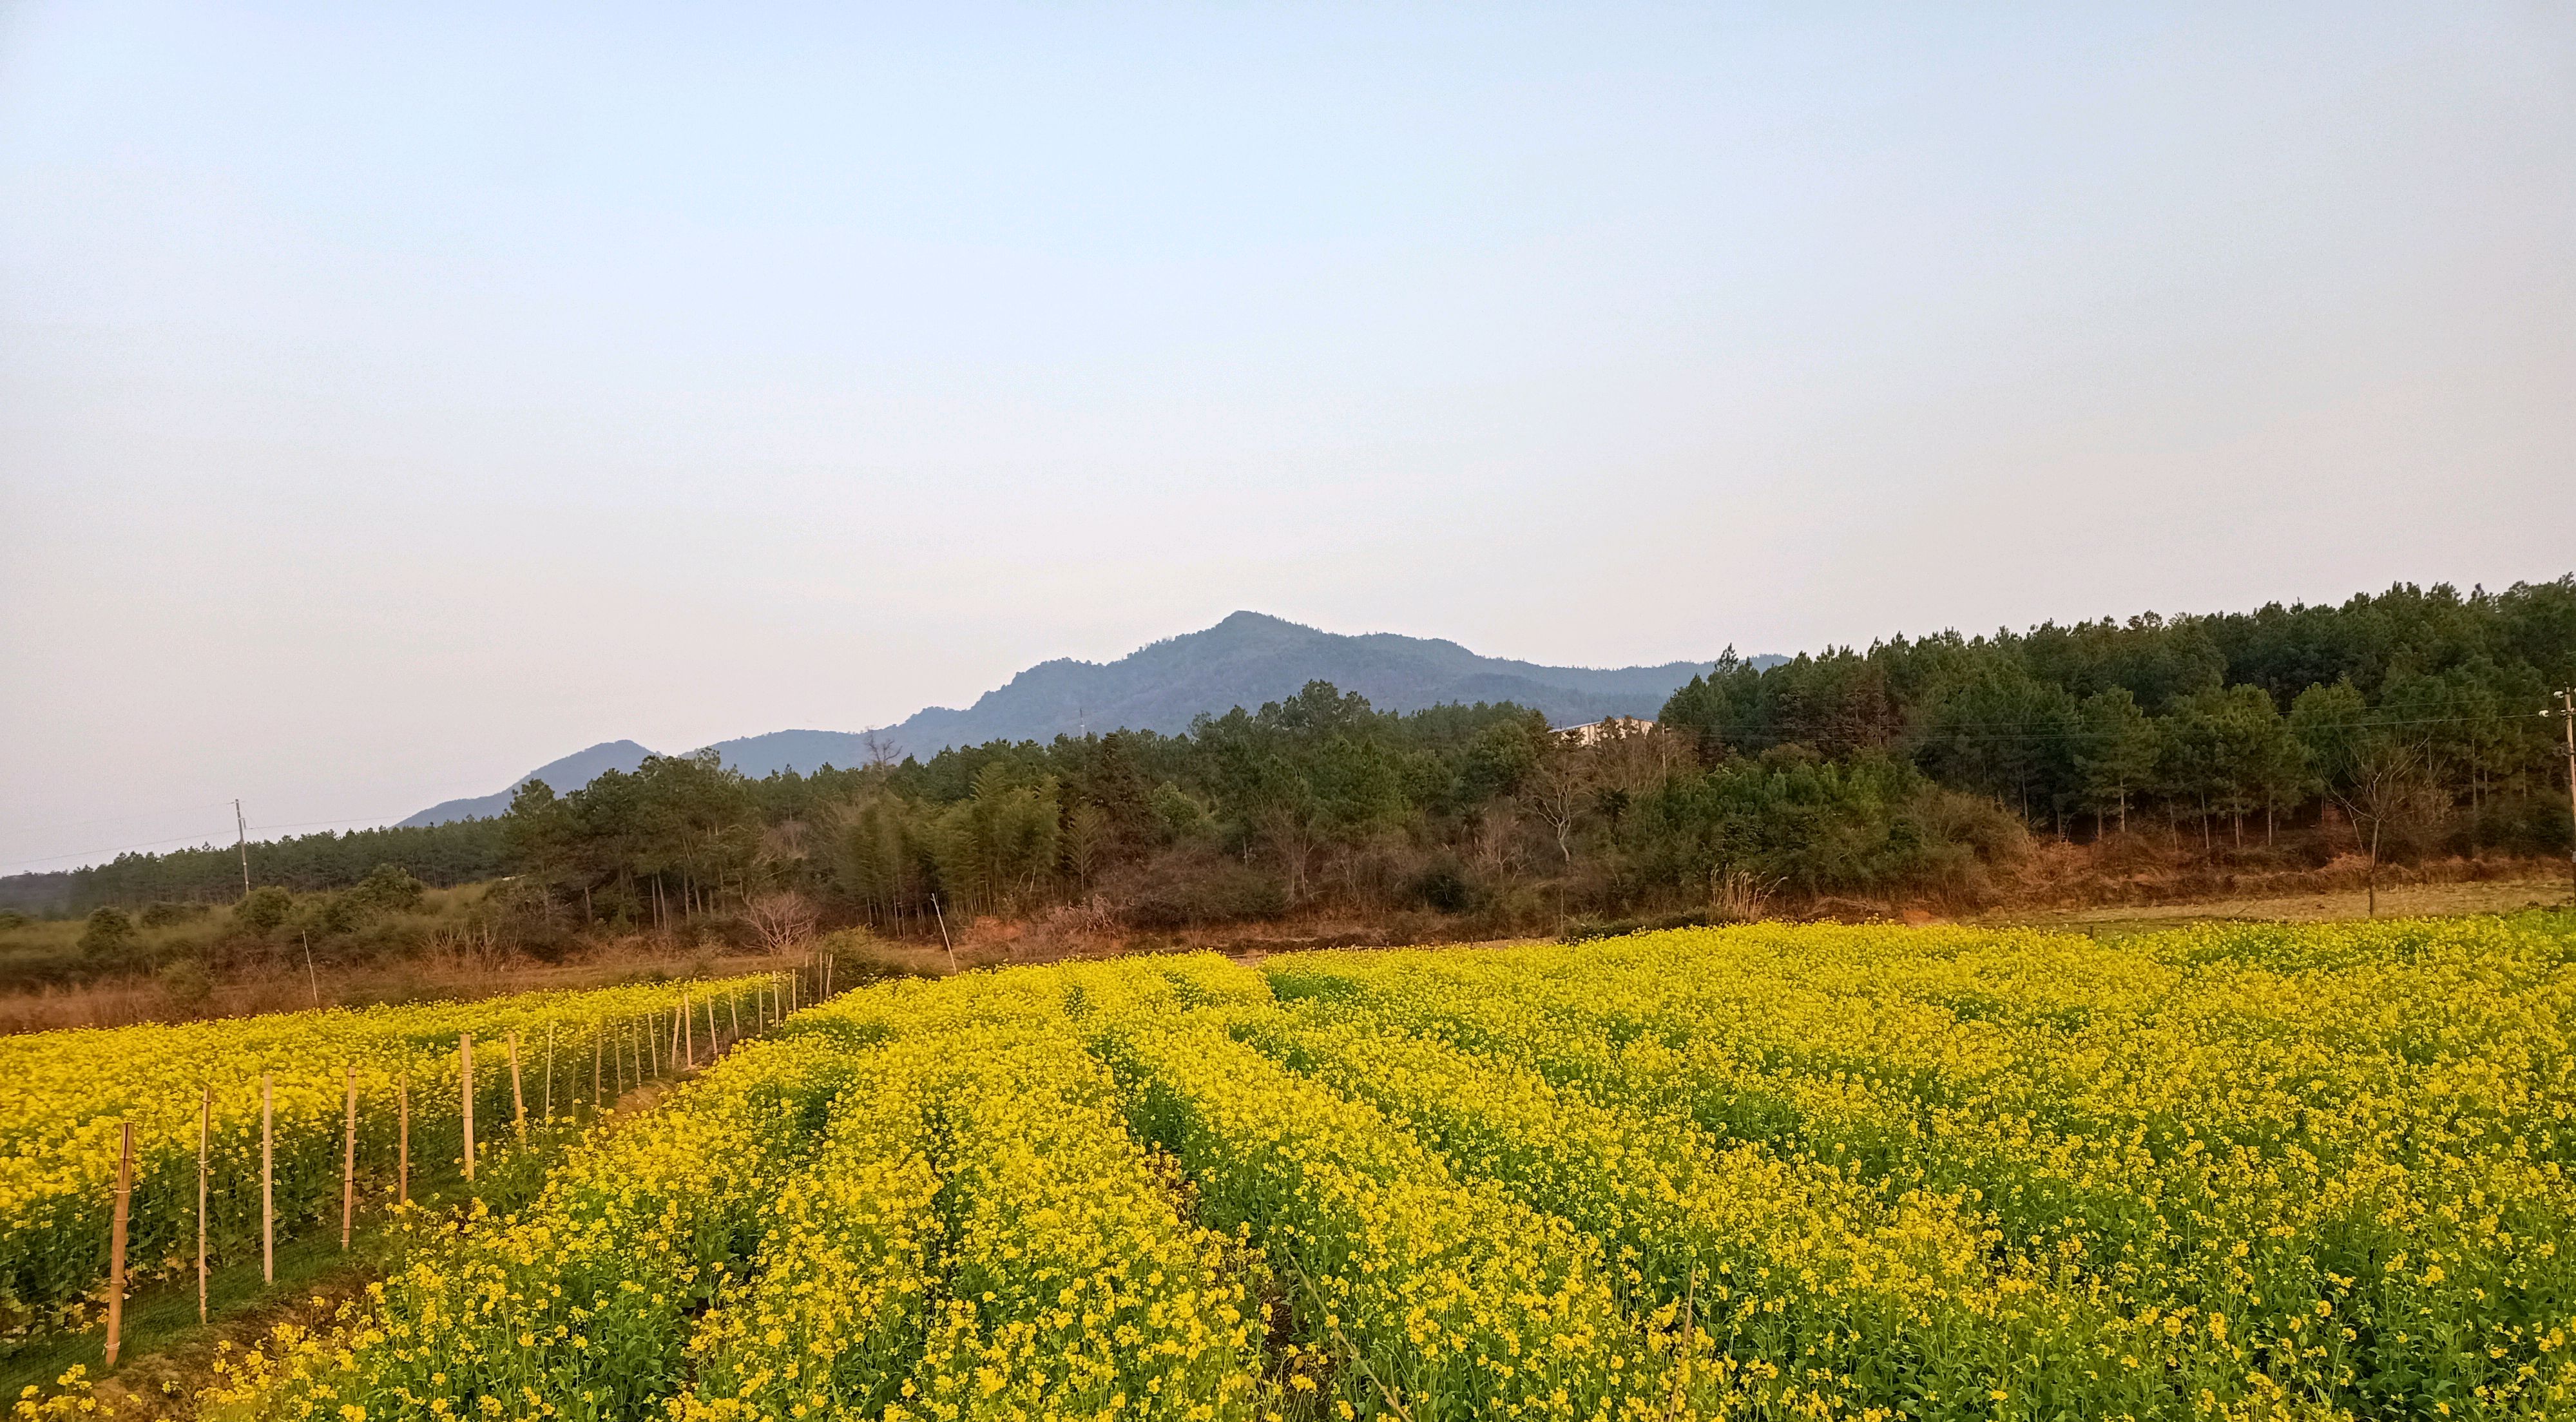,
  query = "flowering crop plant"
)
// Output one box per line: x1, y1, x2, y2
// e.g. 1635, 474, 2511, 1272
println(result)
0, 973, 789, 1340
186, 914, 2573, 1421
